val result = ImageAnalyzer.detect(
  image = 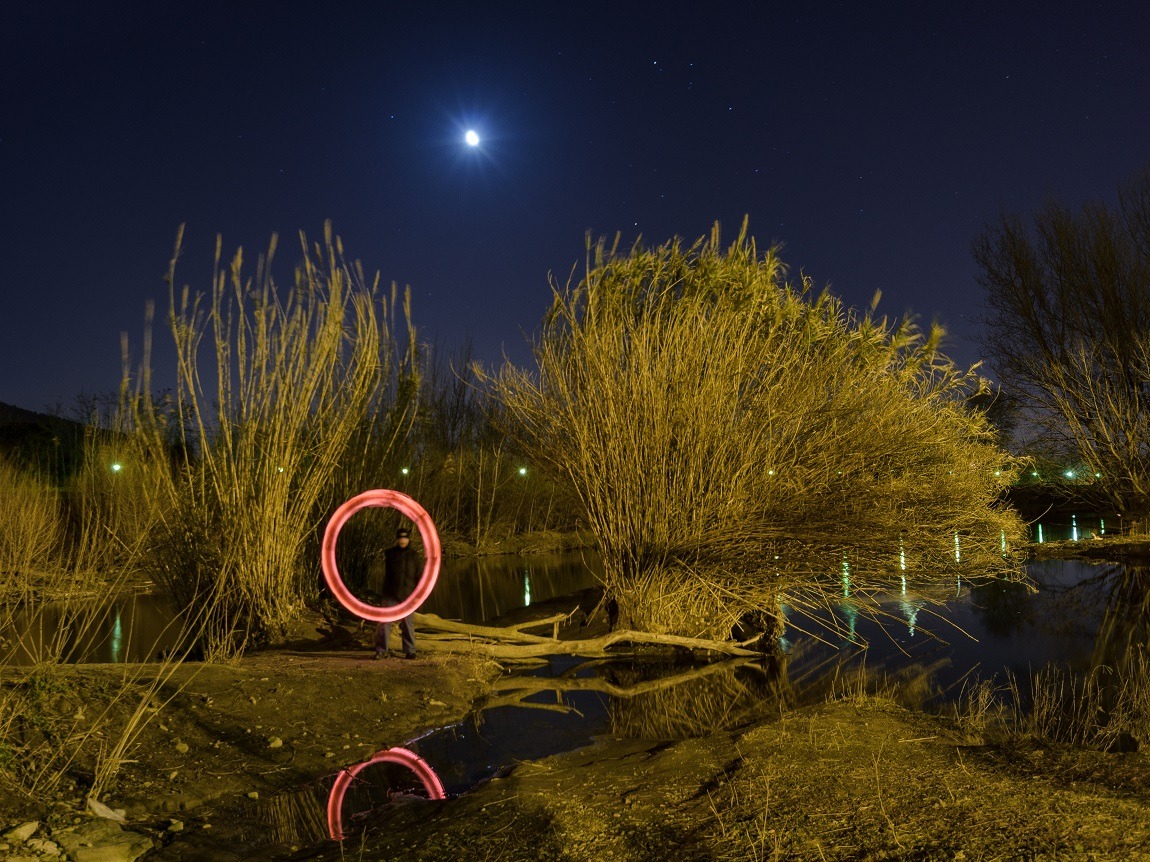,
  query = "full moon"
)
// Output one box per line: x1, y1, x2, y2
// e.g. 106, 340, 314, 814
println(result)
465, 129, 480, 146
